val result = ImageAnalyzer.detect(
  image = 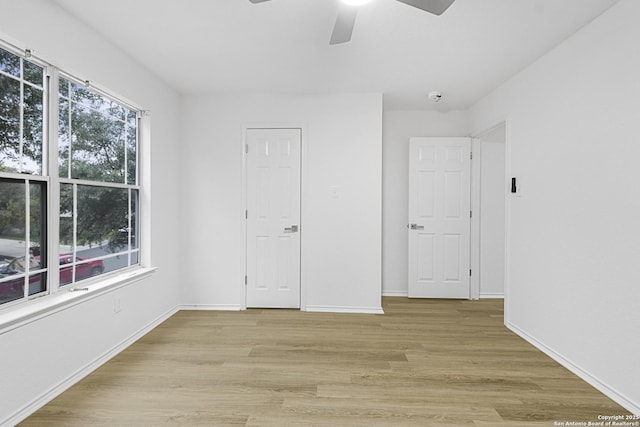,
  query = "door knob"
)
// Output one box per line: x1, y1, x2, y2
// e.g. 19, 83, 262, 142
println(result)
284, 225, 299, 233
408, 224, 424, 230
